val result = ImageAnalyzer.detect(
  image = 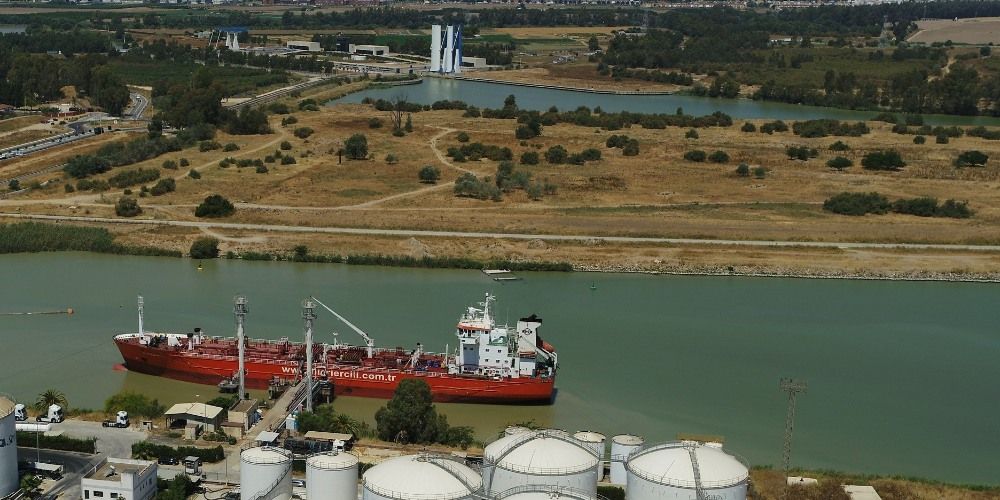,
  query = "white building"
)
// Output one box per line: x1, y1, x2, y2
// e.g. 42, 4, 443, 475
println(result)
81, 458, 157, 500
286, 41, 321, 52
349, 44, 389, 56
